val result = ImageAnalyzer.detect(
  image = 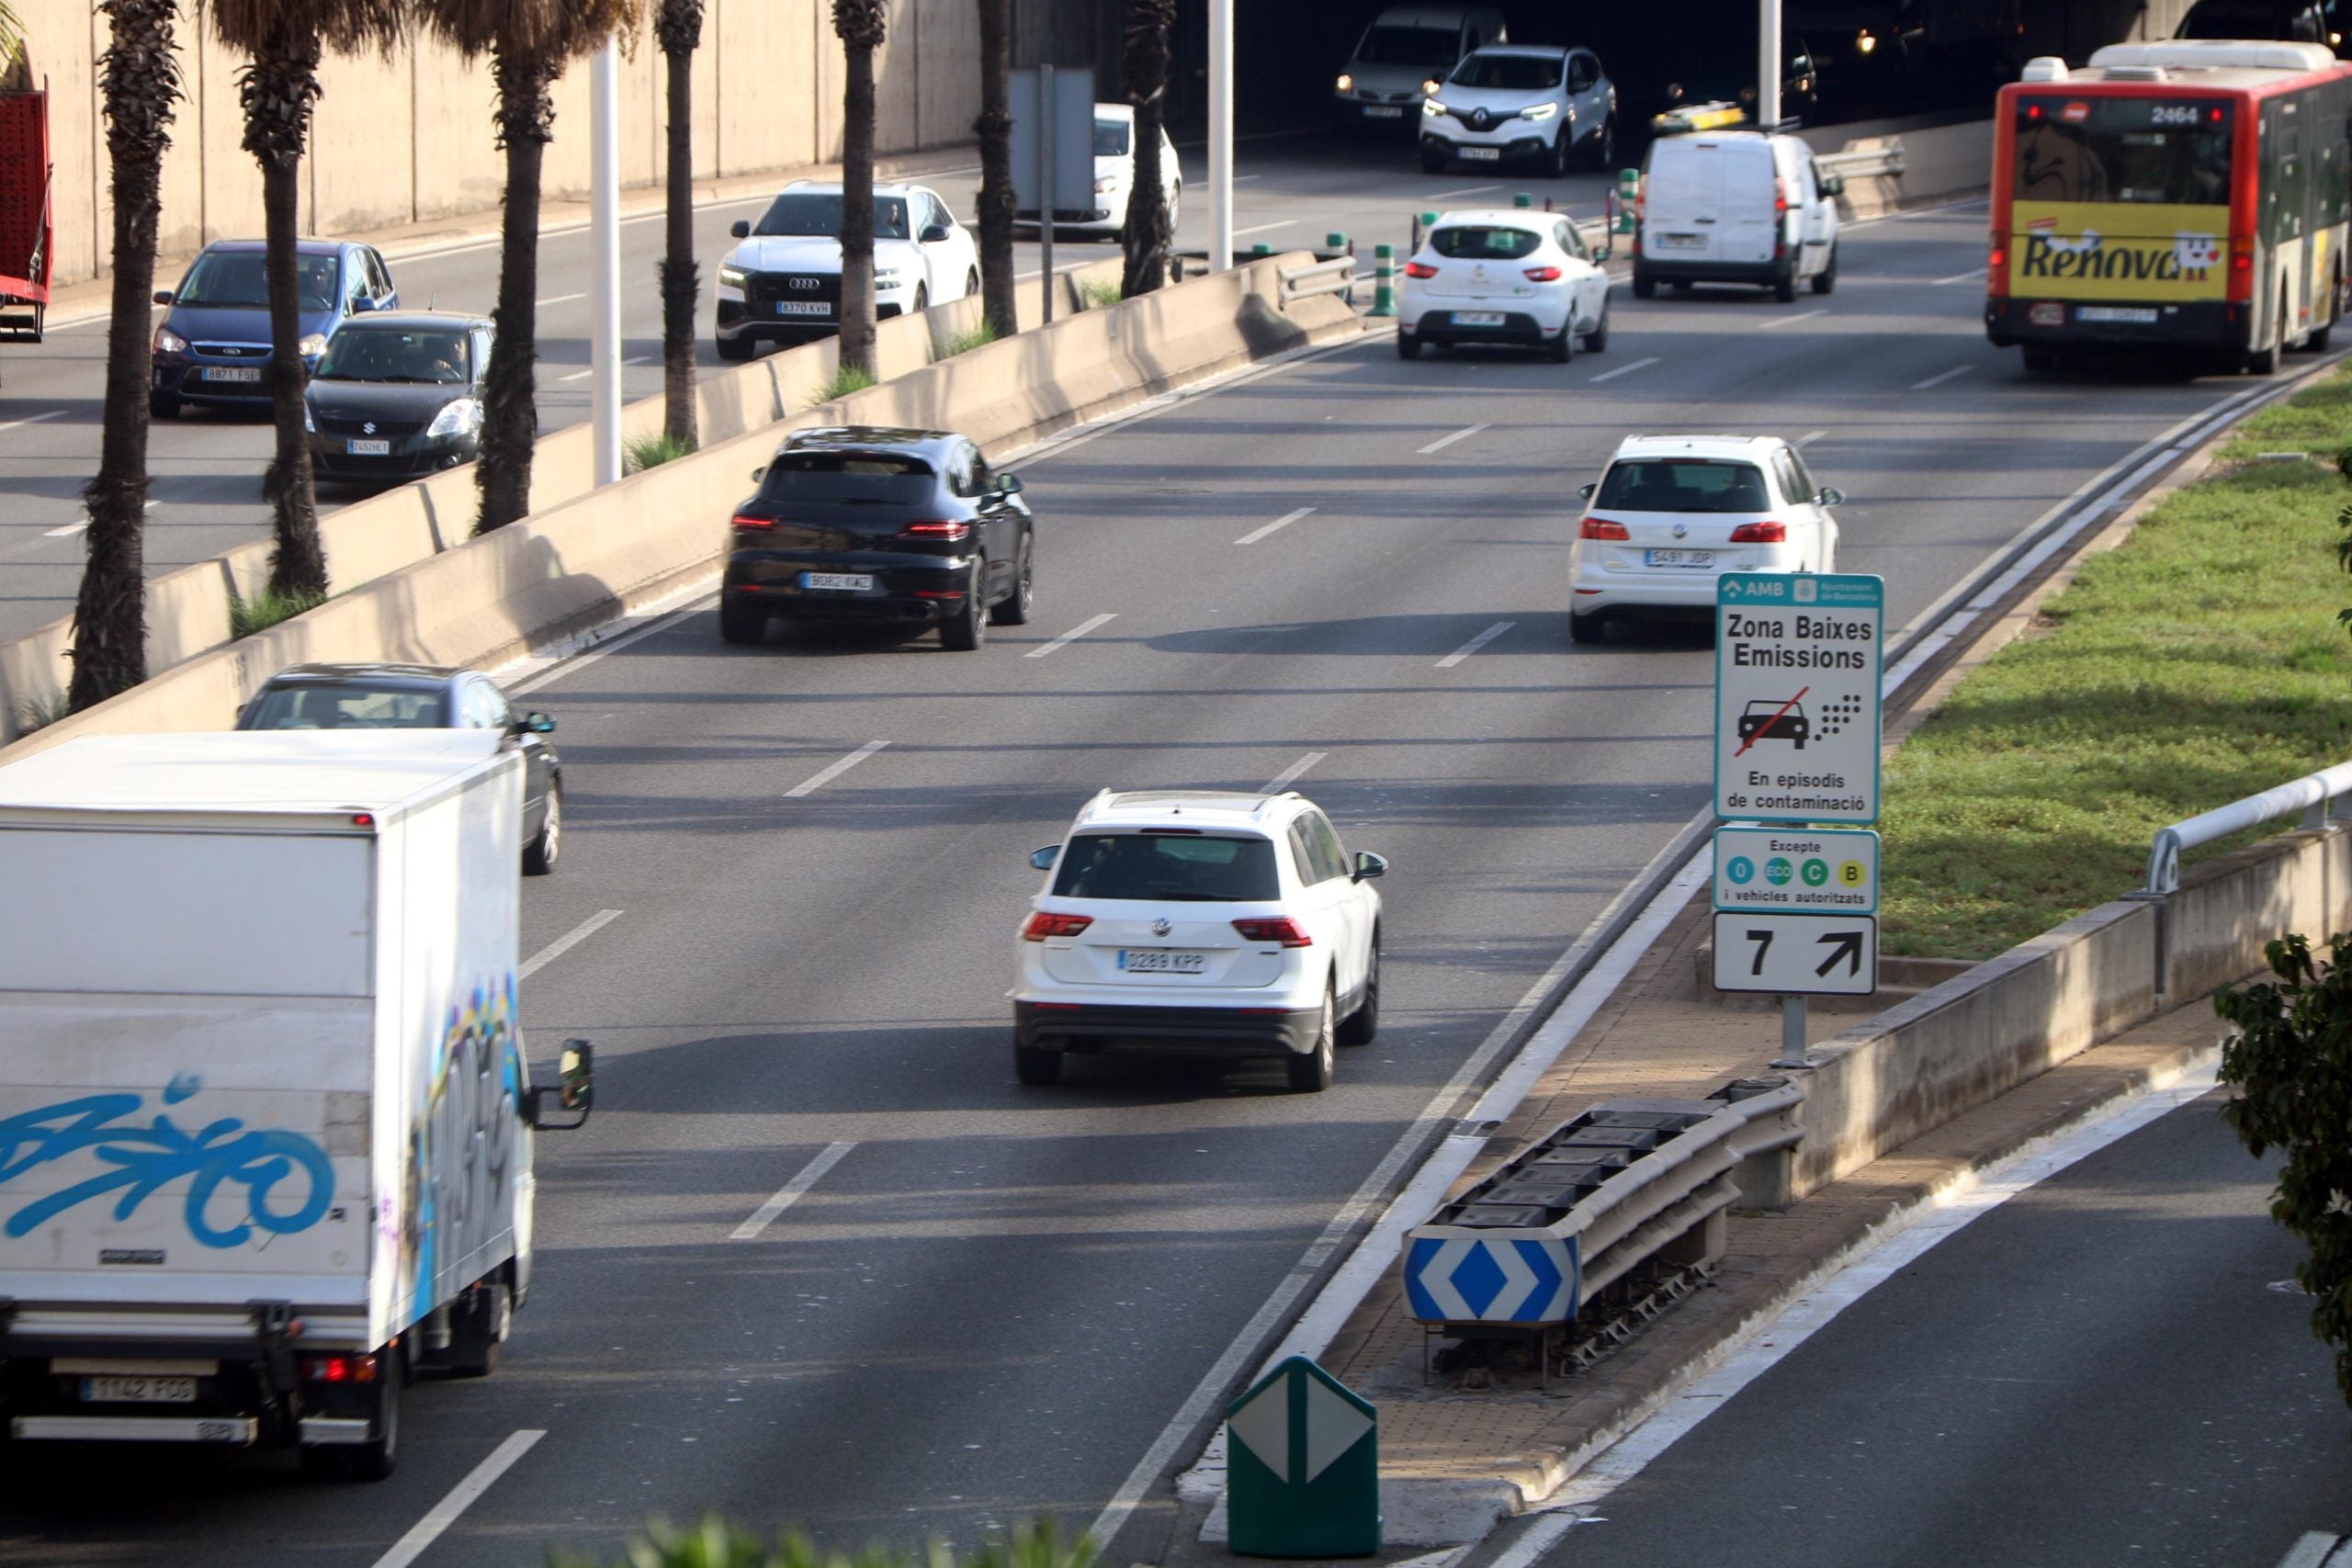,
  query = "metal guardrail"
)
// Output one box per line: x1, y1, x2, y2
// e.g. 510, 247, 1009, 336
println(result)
1815, 141, 1906, 181
1404, 1076, 1804, 1338
1278, 254, 1359, 309
2143, 760, 2352, 895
